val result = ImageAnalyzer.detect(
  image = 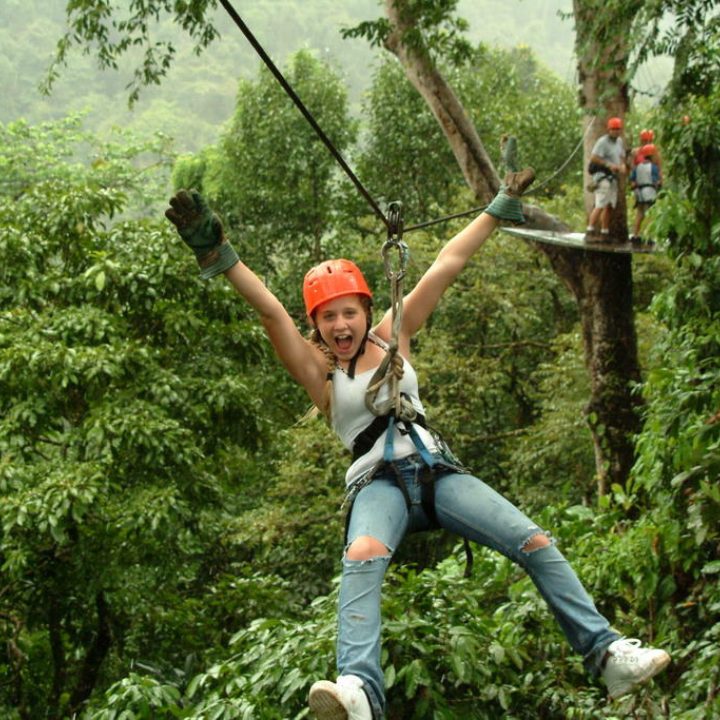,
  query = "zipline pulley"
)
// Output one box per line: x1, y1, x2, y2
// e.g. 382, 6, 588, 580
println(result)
381, 200, 408, 283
